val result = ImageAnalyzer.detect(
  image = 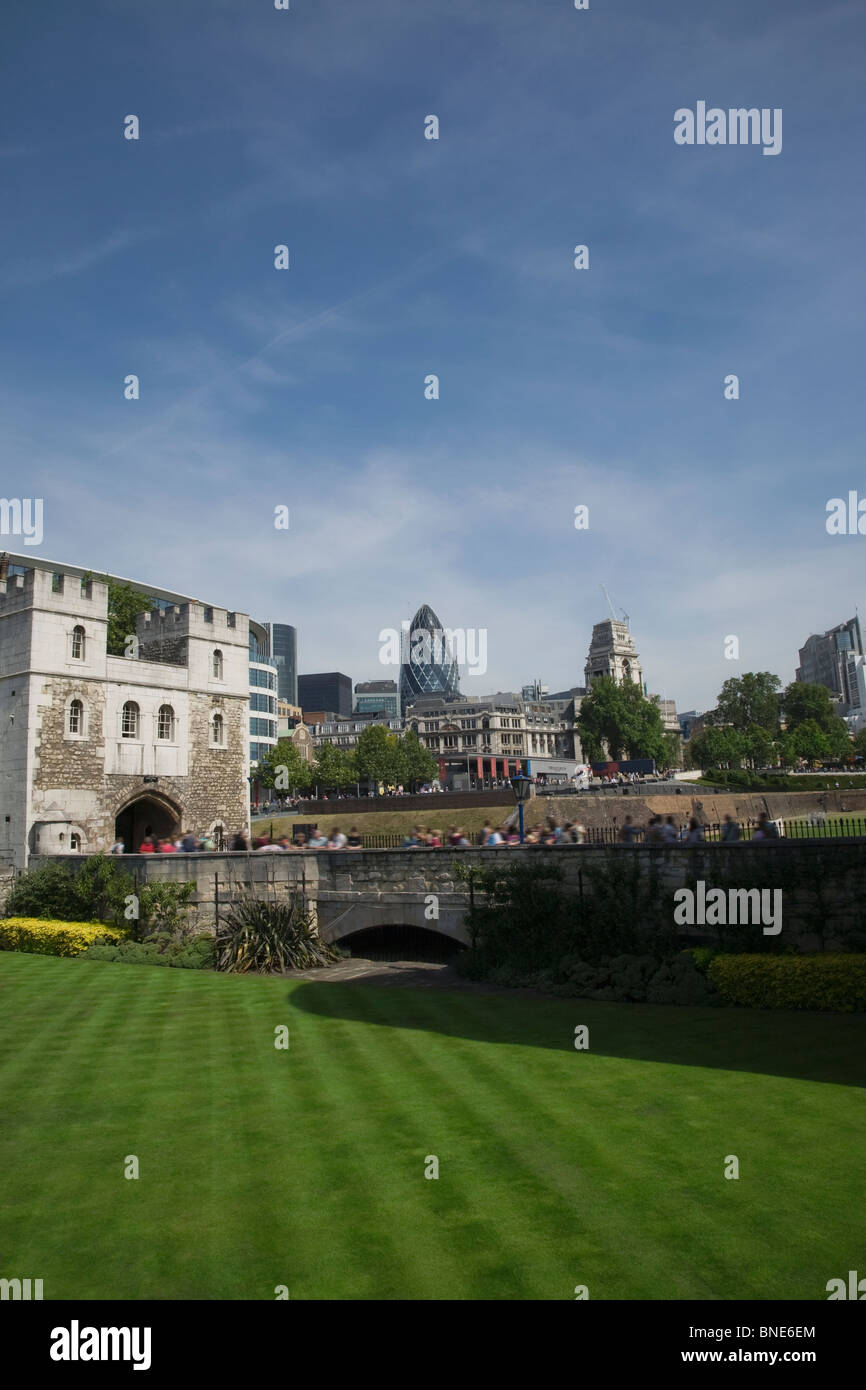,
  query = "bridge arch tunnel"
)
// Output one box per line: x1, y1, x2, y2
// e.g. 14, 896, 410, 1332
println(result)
317, 898, 470, 960
336, 923, 466, 963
